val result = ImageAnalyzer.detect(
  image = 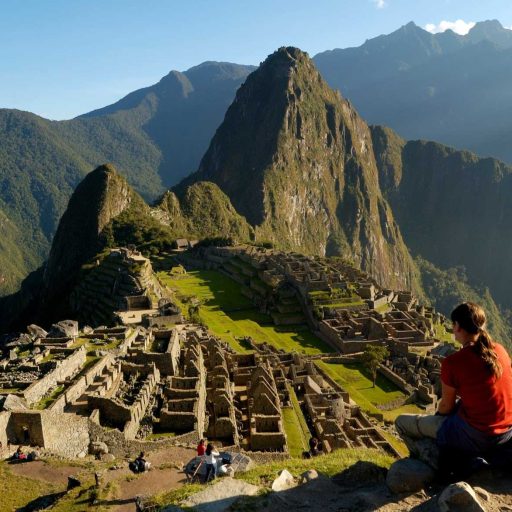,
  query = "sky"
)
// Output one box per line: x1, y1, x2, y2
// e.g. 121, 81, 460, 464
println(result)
1, 0, 511, 120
